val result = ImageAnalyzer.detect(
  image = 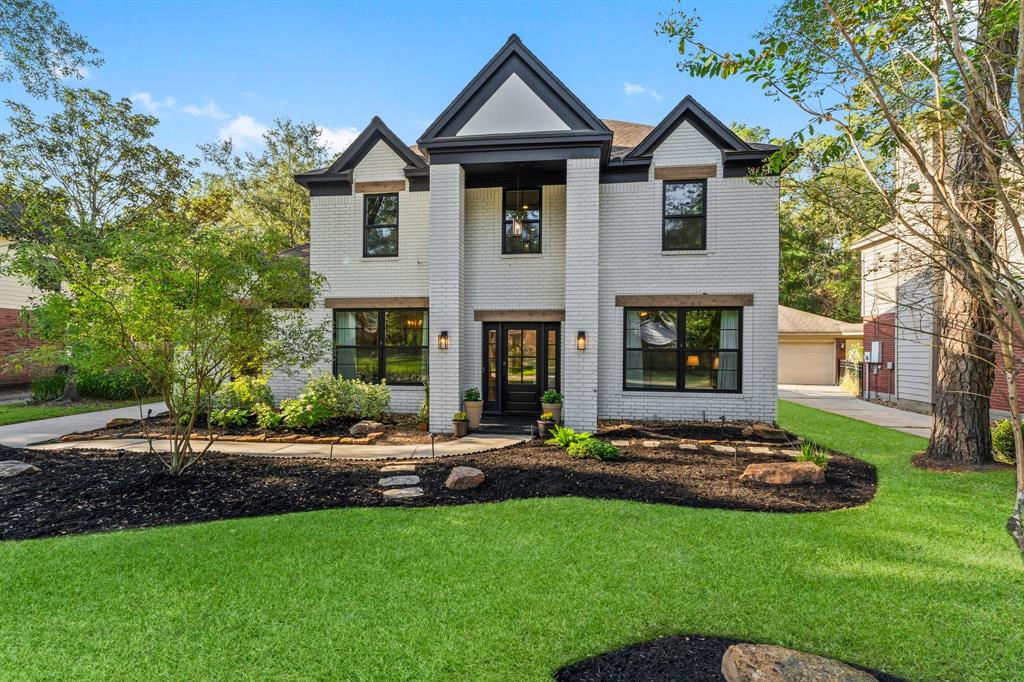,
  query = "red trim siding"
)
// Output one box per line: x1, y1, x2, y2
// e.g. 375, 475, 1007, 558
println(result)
0, 307, 39, 386
863, 313, 896, 398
